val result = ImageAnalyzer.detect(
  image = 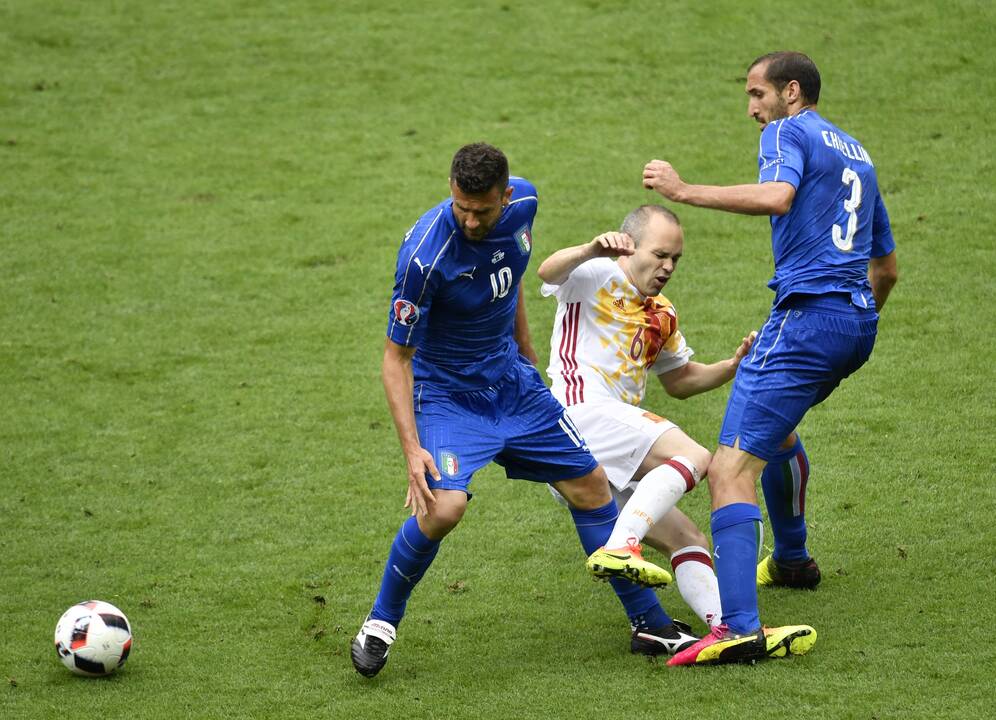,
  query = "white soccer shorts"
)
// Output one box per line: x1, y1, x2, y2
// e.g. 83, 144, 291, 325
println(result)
548, 400, 677, 504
